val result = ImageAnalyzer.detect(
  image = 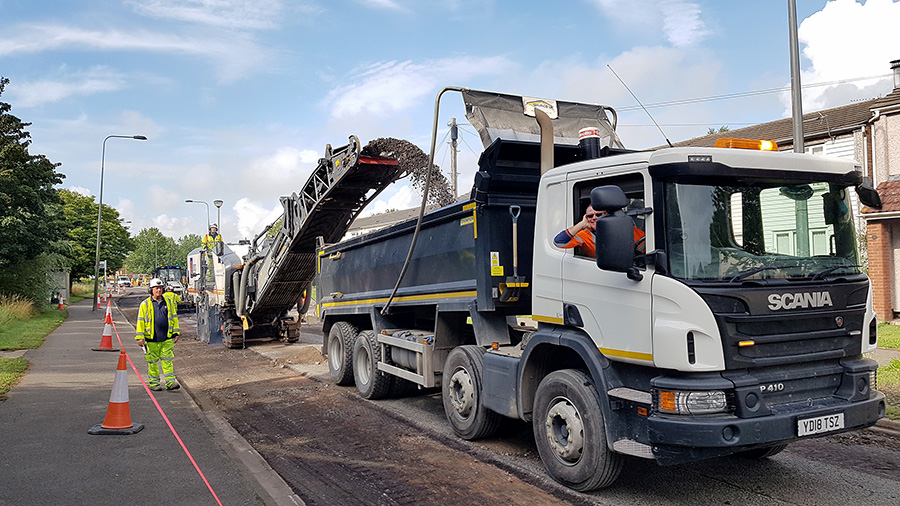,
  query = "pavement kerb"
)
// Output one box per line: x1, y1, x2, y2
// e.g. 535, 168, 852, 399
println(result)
112, 300, 305, 506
